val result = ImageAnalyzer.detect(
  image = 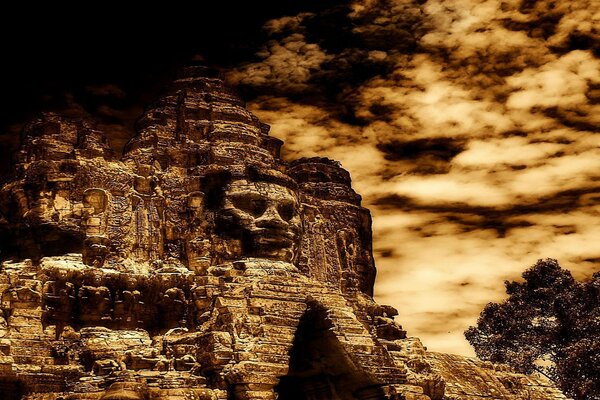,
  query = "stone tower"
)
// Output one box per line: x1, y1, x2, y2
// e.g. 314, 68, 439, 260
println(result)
0, 67, 567, 399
